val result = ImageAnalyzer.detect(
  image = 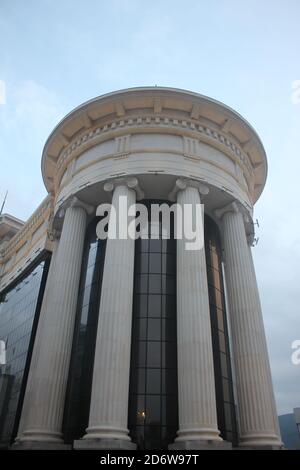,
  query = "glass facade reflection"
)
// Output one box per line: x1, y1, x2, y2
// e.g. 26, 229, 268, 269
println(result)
128, 201, 178, 450
0, 255, 50, 448
63, 218, 106, 443
205, 215, 238, 444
